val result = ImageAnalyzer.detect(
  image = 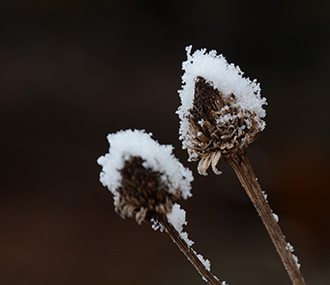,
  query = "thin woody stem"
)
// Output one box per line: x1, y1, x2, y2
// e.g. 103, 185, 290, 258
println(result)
161, 217, 223, 285
226, 151, 306, 285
